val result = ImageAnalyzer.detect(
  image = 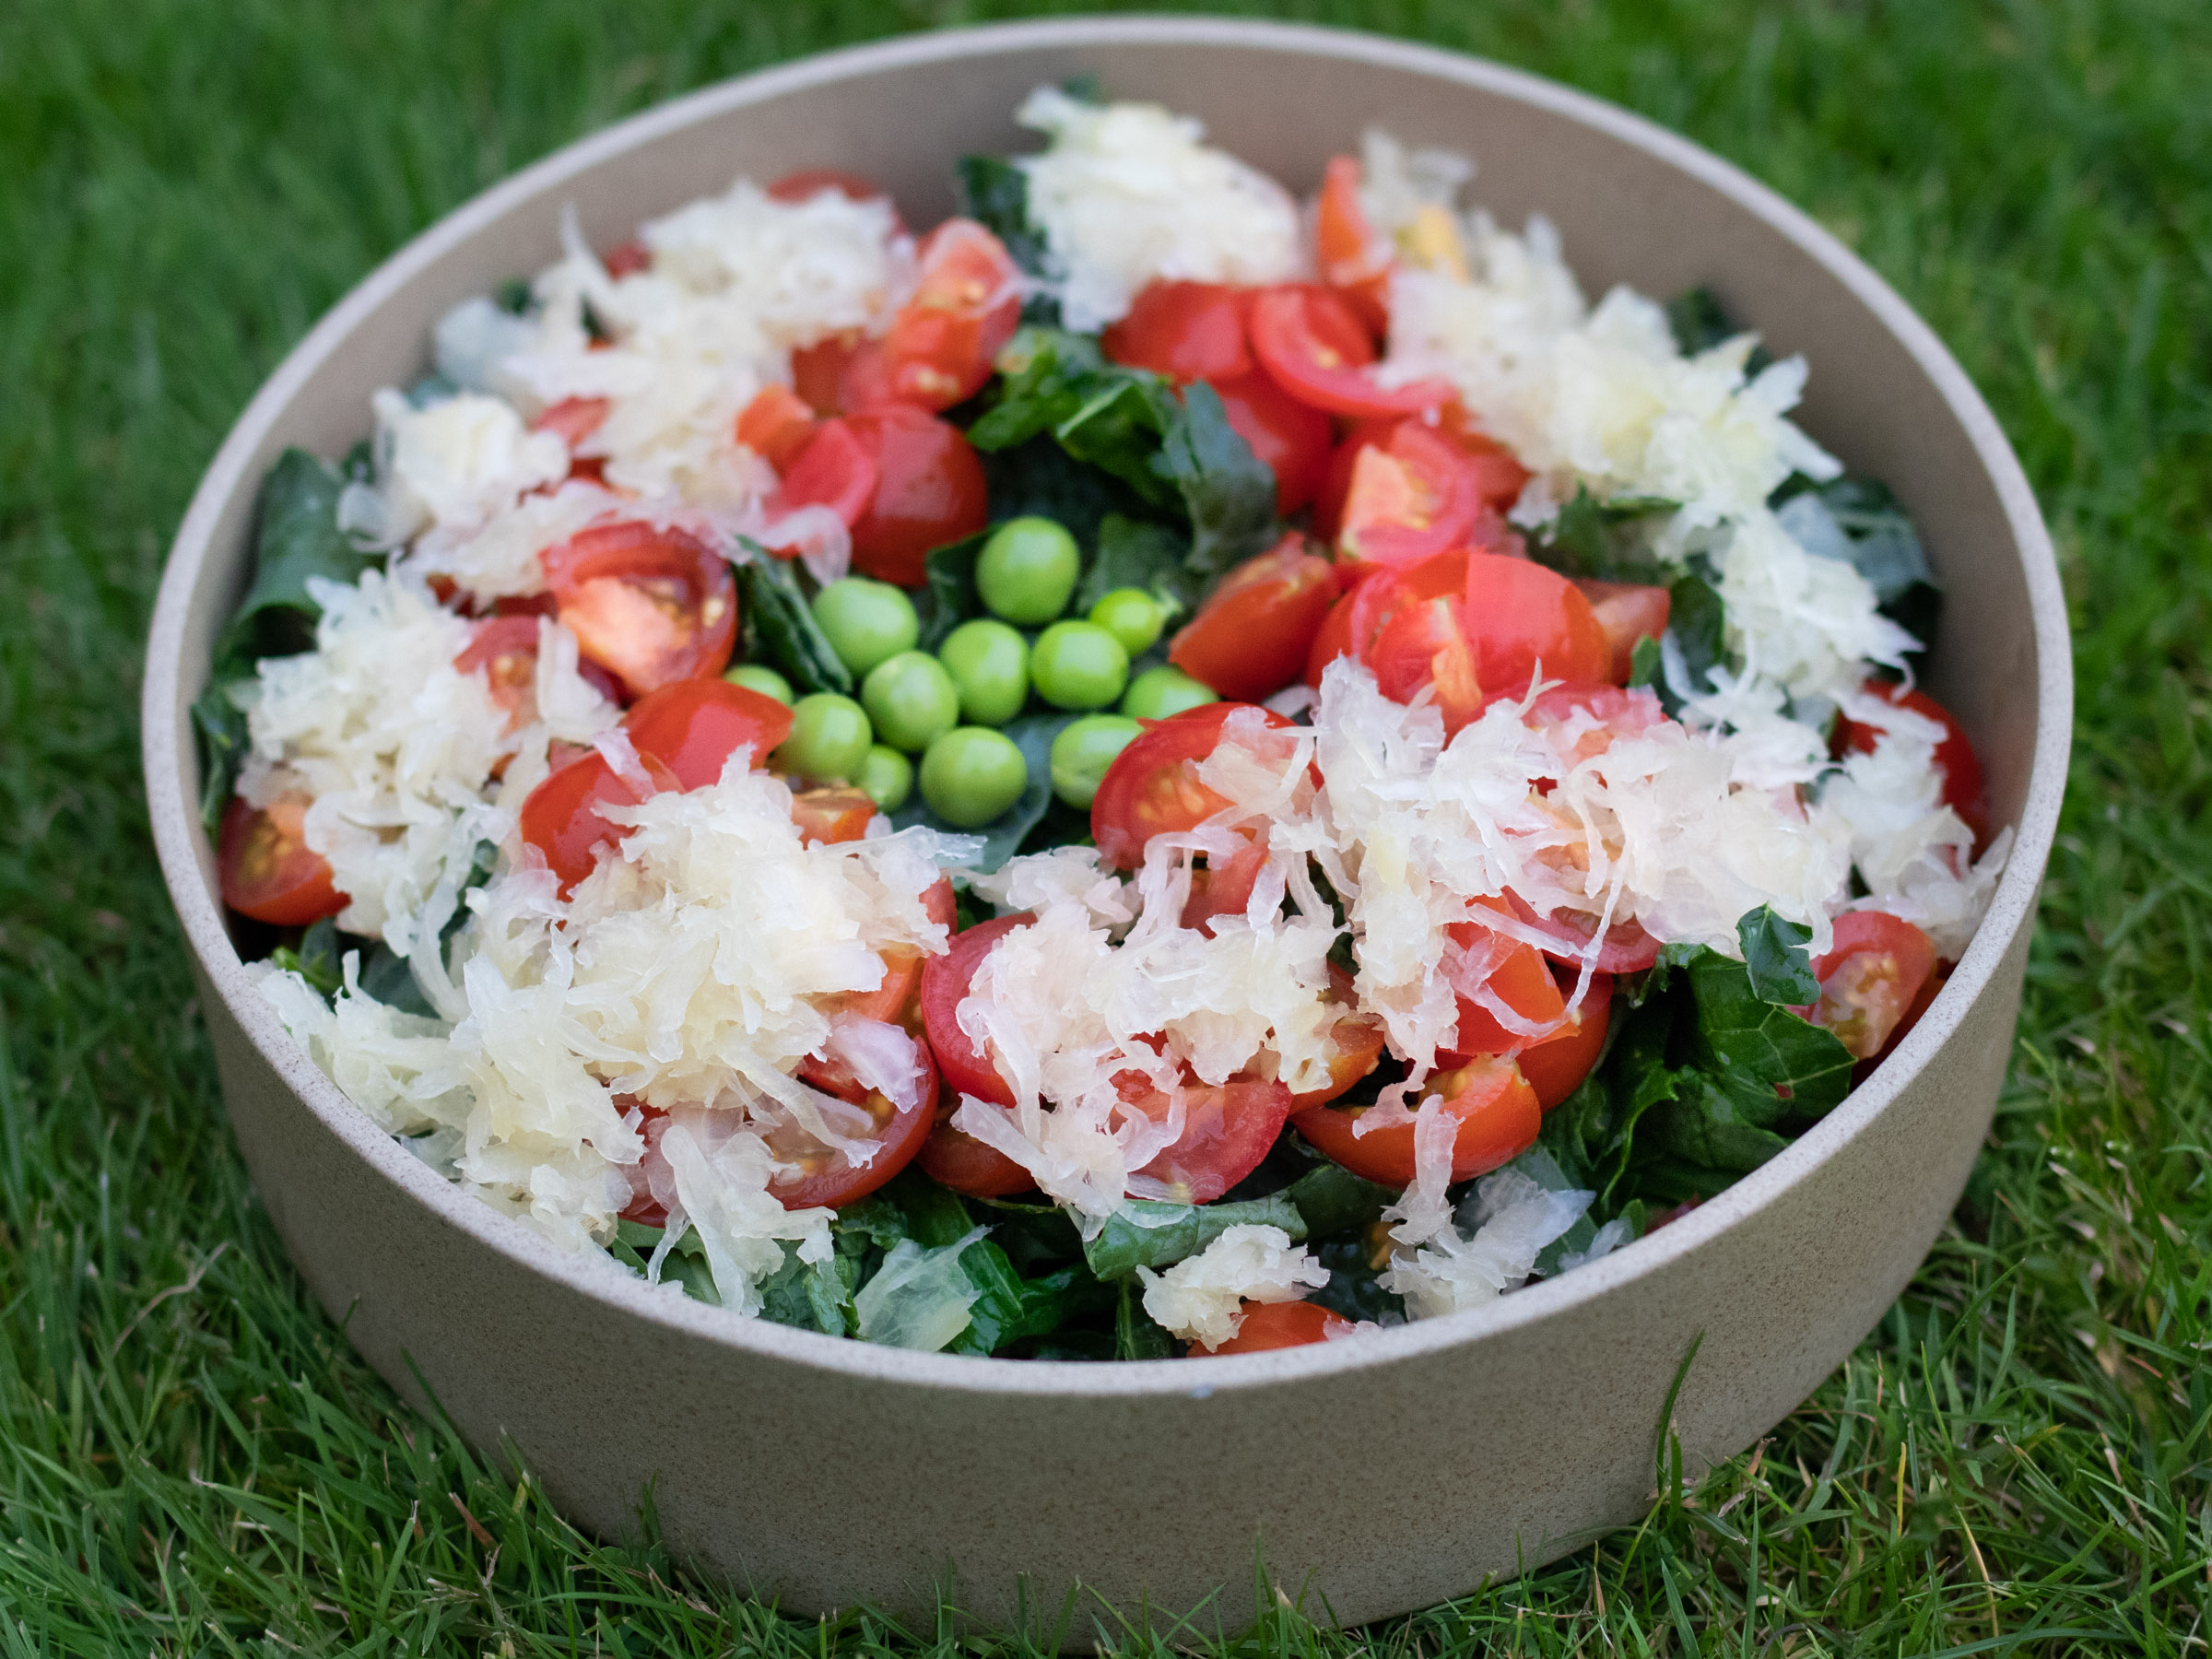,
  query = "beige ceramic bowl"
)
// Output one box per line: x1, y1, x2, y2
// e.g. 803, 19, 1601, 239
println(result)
144, 17, 2068, 1636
